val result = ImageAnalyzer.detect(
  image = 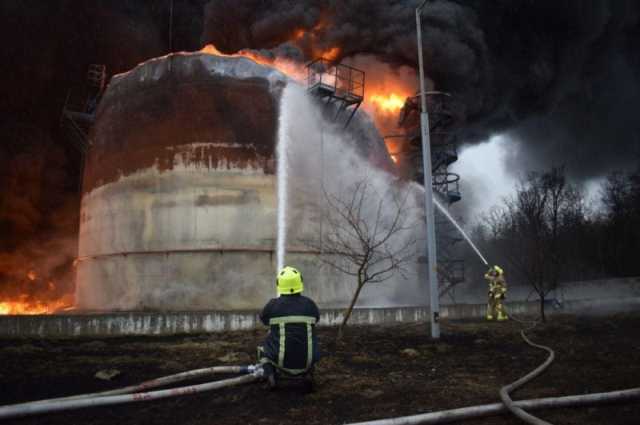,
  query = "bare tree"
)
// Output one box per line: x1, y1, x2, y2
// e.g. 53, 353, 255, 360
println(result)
482, 166, 584, 321
599, 170, 640, 276
309, 178, 418, 338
